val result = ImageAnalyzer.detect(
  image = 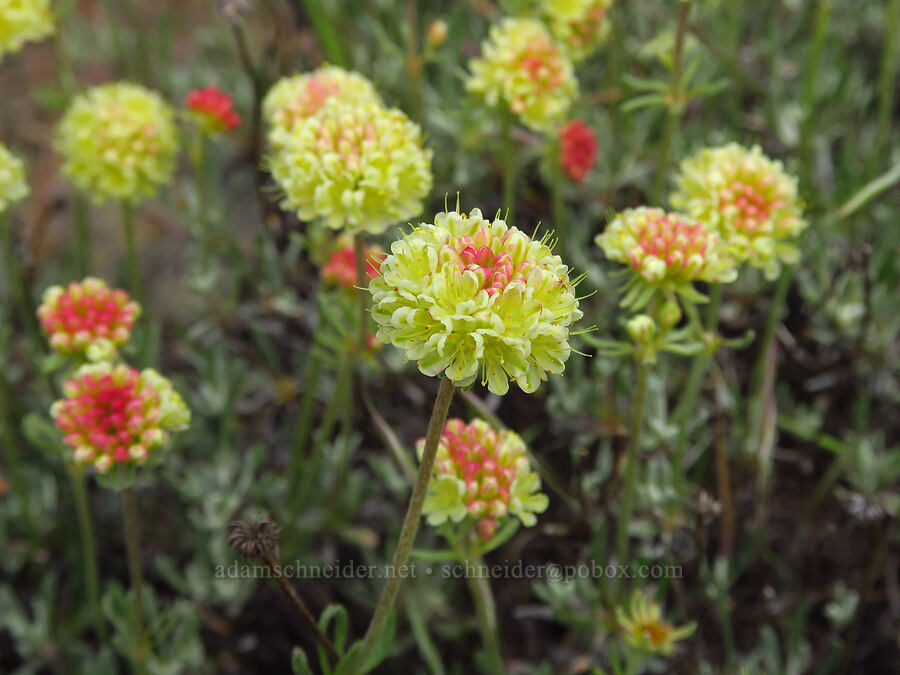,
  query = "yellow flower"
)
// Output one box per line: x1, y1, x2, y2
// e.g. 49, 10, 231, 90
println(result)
466, 17, 578, 132
263, 66, 381, 144
542, 0, 613, 62
269, 101, 432, 234
595, 207, 737, 309
0, 142, 28, 213
617, 591, 696, 656
369, 207, 583, 394
56, 83, 178, 204
671, 143, 806, 279
0, 0, 55, 61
